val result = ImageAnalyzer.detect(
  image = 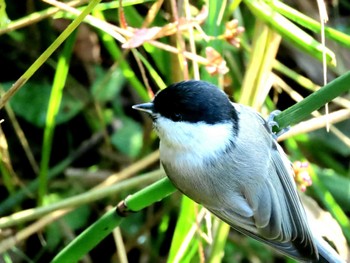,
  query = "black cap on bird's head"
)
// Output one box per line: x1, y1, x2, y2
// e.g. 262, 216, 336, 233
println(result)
133, 80, 238, 125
